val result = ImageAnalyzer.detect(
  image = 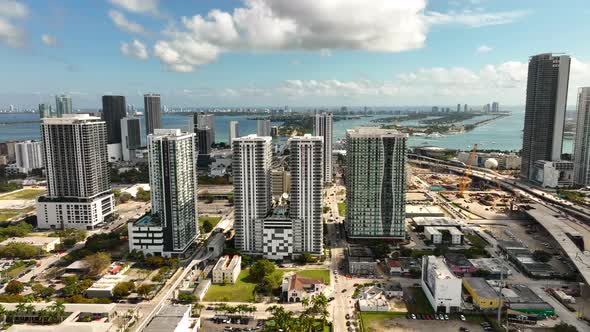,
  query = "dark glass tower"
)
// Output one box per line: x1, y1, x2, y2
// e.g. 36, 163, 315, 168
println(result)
102, 95, 126, 144
520, 53, 571, 180
144, 93, 162, 135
